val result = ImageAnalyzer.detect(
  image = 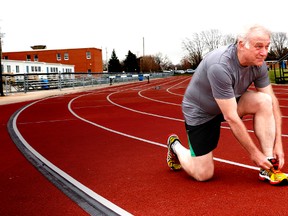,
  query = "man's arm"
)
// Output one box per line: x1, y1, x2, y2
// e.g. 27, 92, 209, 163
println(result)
215, 97, 273, 169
